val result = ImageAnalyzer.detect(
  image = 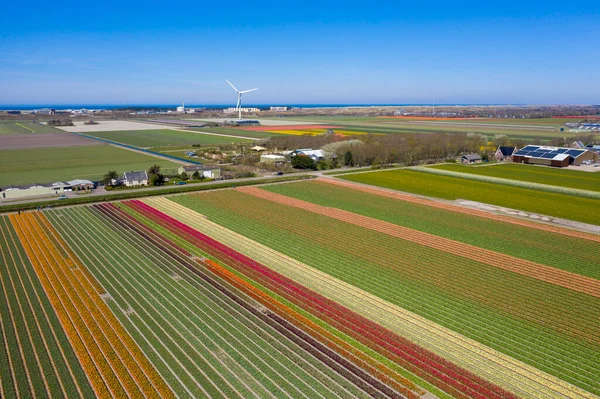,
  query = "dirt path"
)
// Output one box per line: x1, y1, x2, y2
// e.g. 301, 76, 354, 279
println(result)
319, 177, 600, 243
239, 186, 600, 298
